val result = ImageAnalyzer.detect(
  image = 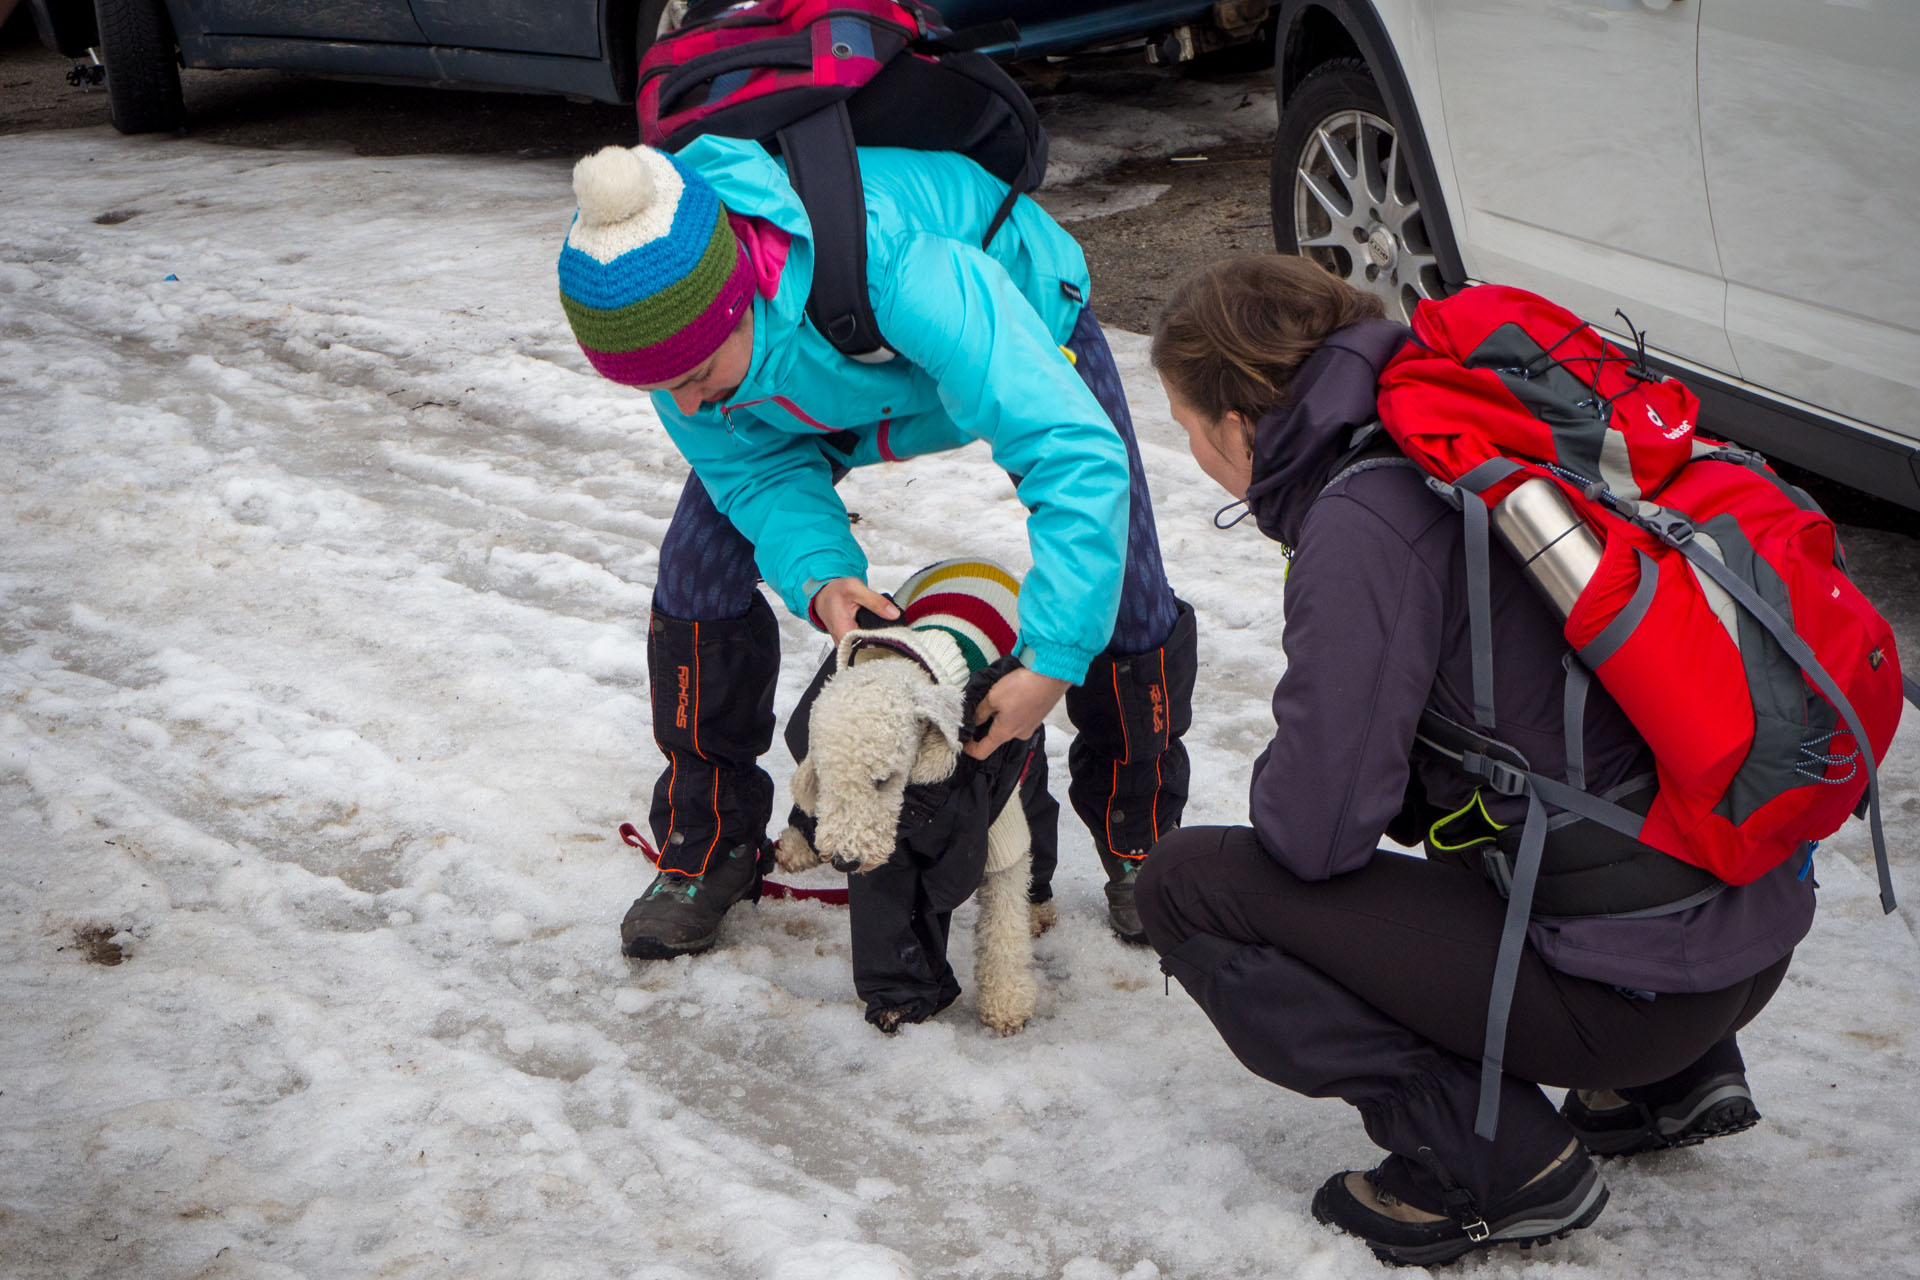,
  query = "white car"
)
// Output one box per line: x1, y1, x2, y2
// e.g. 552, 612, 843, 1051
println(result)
1267, 0, 1920, 514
